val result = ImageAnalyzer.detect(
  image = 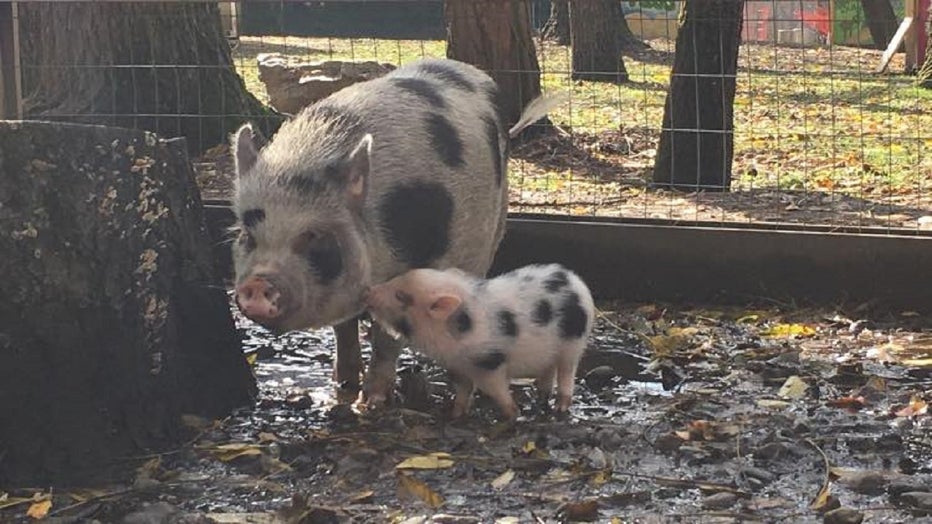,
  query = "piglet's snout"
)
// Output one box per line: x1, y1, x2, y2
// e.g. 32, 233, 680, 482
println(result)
236, 276, 285, 323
